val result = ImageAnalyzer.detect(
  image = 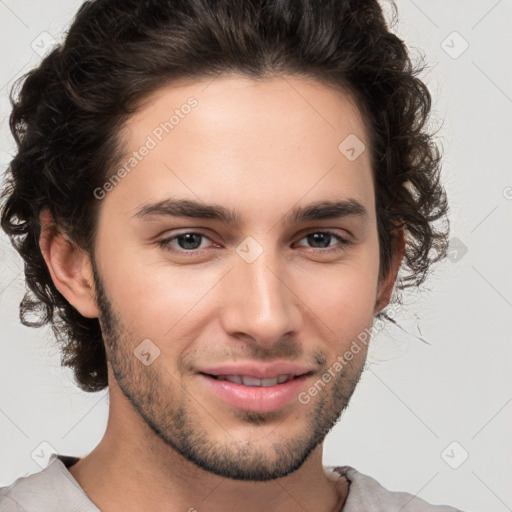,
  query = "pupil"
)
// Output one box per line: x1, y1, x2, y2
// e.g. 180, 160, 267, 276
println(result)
308, 233, 330, 248
178, 233, 202, 250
